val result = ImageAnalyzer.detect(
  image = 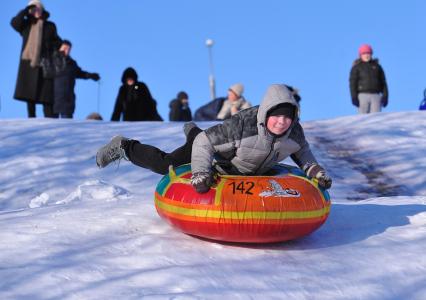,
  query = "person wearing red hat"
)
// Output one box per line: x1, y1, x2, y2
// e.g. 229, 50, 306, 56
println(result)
349, 44, 389, 114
